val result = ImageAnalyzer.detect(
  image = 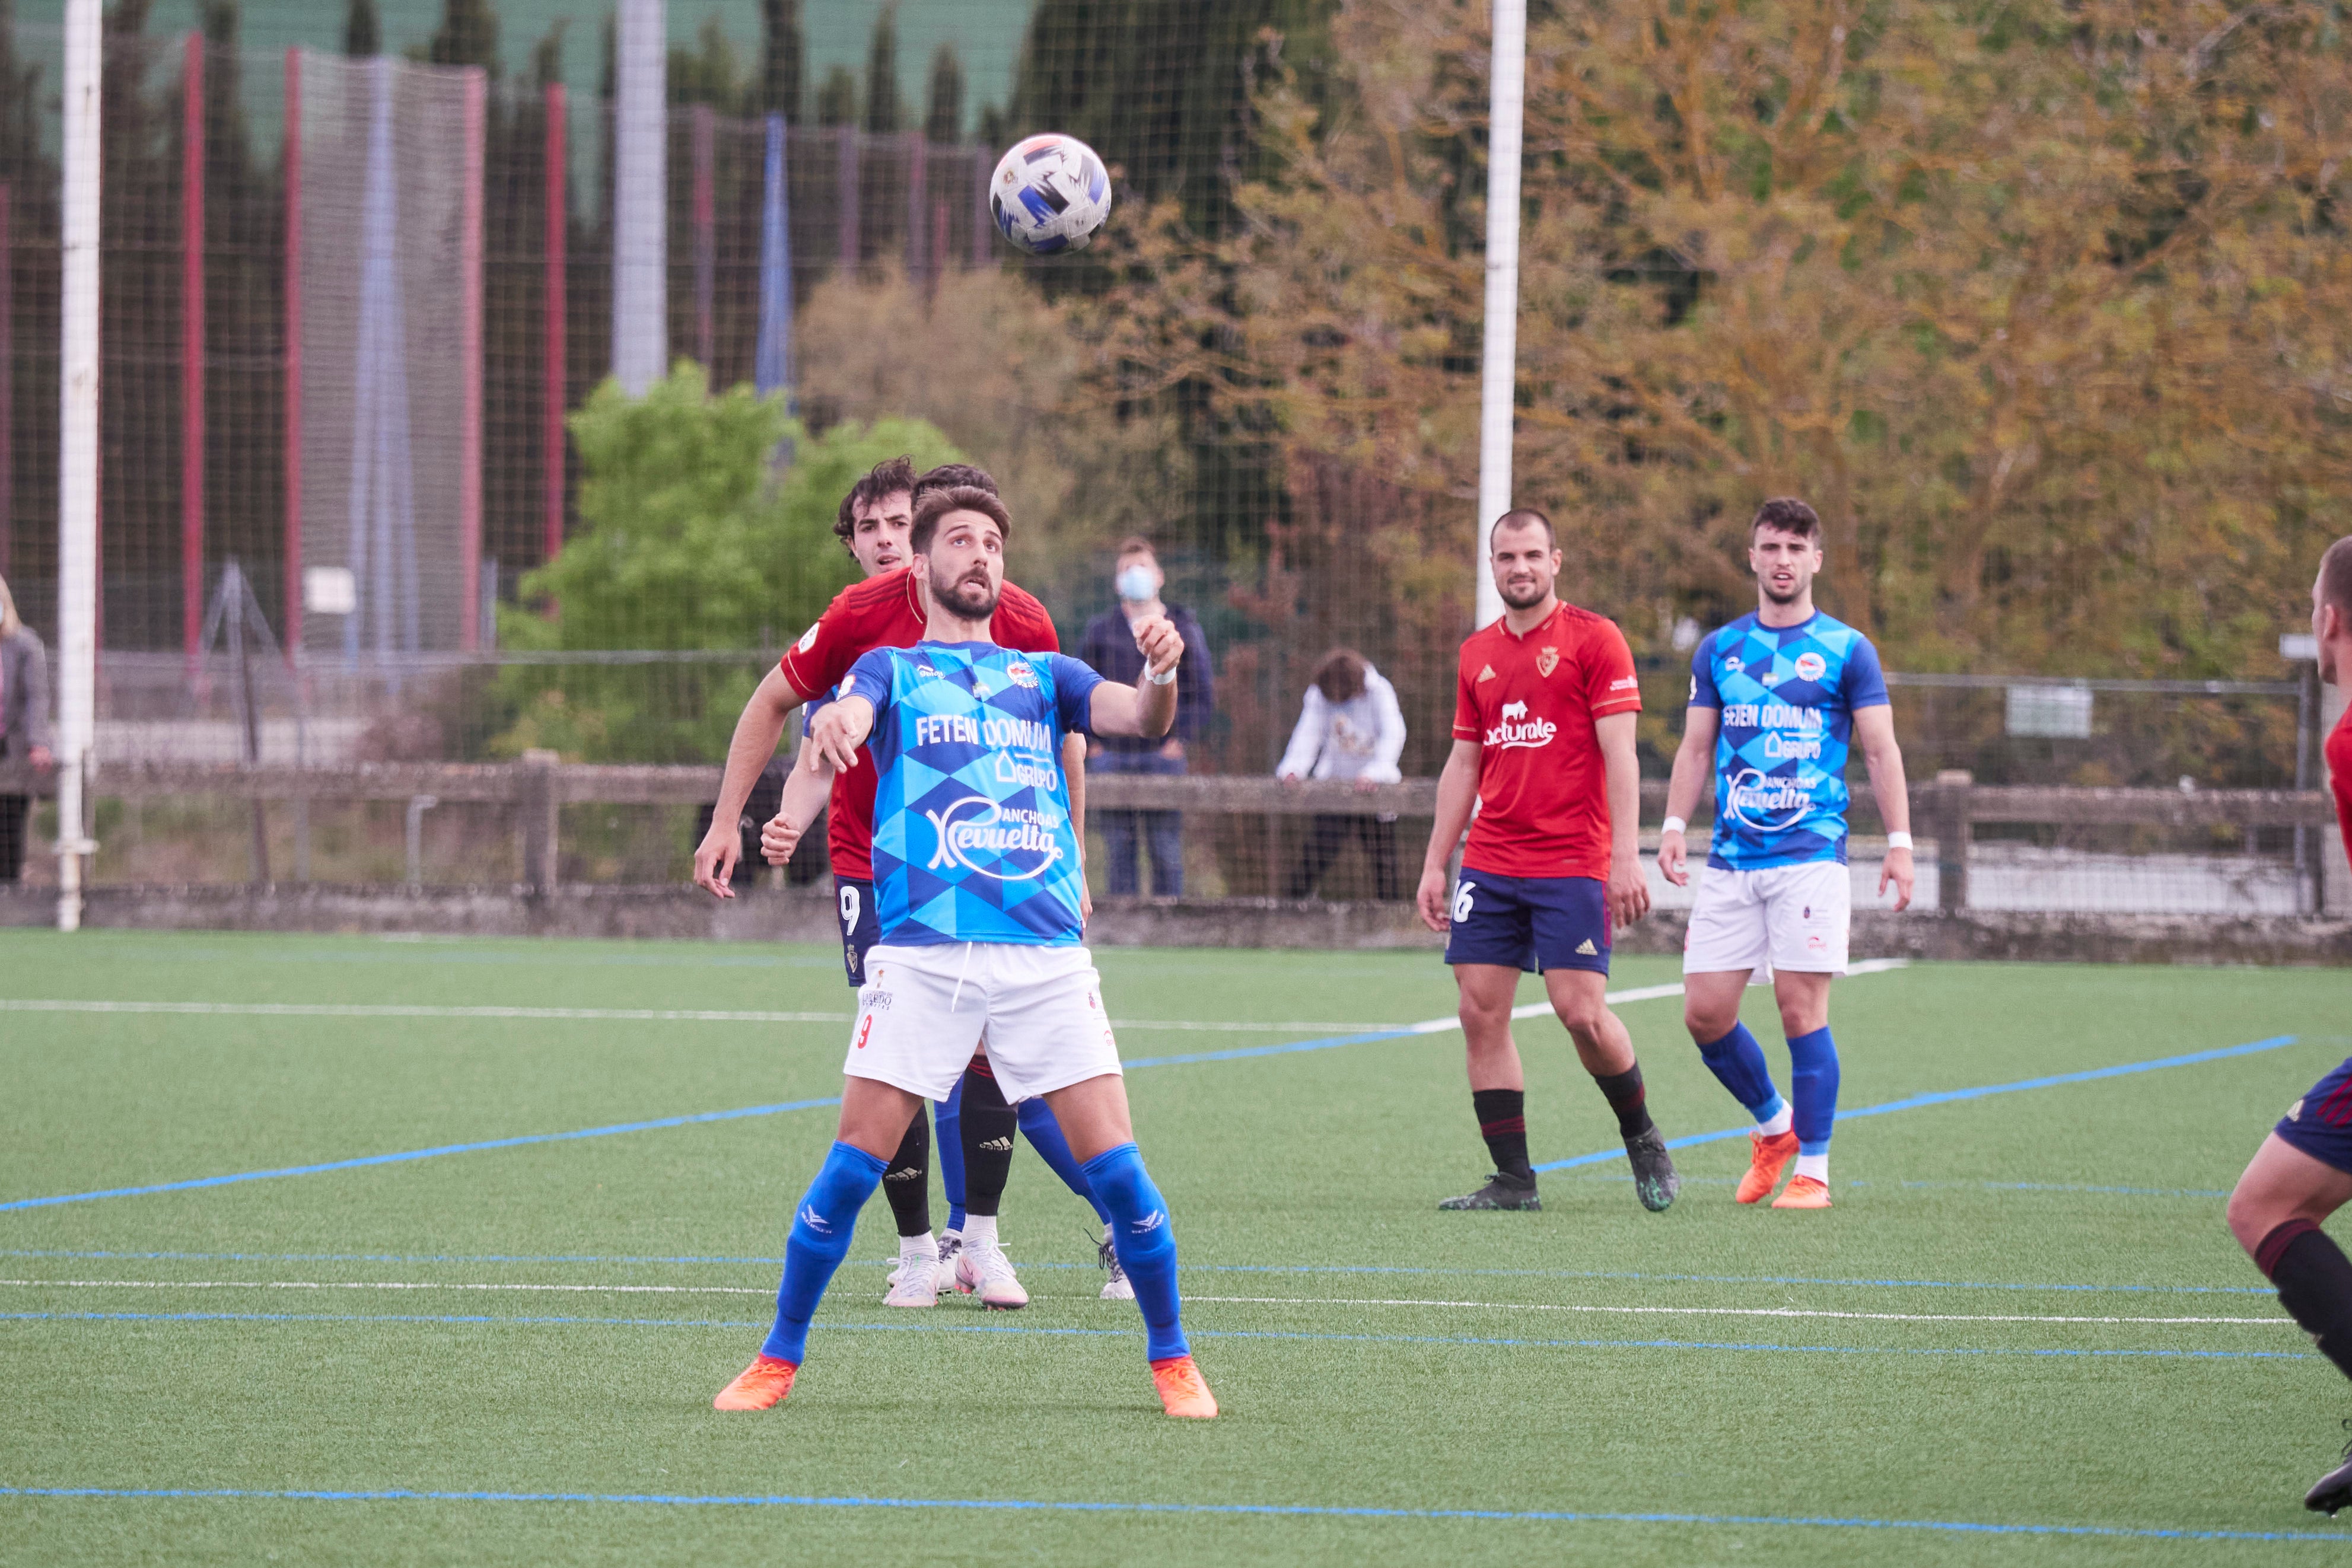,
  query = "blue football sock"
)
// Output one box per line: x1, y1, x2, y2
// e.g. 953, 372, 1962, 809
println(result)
1787, 1026, 1841, 1157
1081, 1142, 1188, 1362
1017, 1098, 1112, 1225
937, 1079, 966, 1232
1697, 1022, 1784, 1121
760, 1140, 886, 1364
